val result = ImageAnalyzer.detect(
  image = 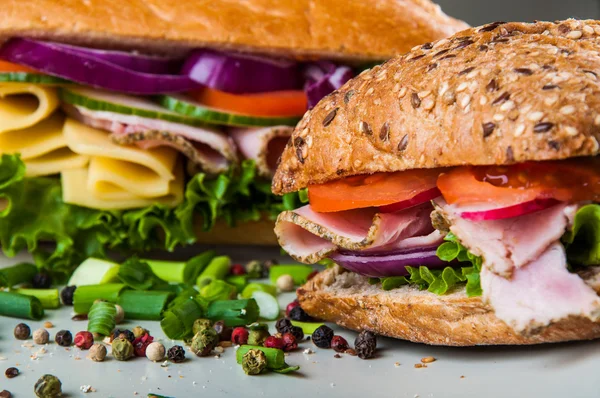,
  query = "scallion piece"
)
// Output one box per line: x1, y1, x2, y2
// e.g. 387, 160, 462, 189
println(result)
16, 288, 60, 309
291, 320, 325, 335
236, 345, 285, 369
269, 265, 315, 285
167, 287, 199, 310
0, 263, 37, 287
251, 291, 280, 320
225, 275, 248, 292
117, 290, 174, 320
67, 258, 120, 286
196, 256, 231, 288
160, 296, 208, 340
118, 257, 168, 291
241, 283, 277, 299
200, 280, 237, 302
87, 301, 116, 336
206, 298, 259, 327
73, 284, 127, 314
0, 291, 44, 320
145, 250, 215, 284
